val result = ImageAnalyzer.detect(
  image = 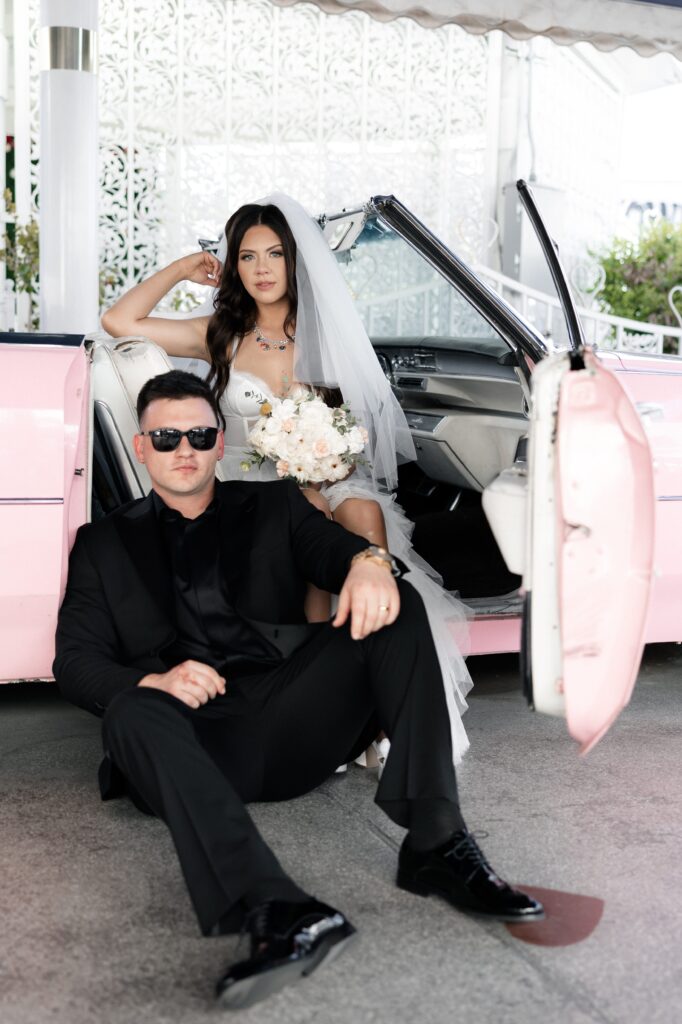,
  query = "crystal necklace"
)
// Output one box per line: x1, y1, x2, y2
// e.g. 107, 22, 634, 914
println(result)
254, 324, 295, 353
